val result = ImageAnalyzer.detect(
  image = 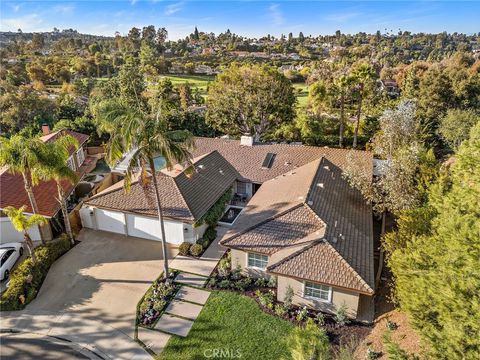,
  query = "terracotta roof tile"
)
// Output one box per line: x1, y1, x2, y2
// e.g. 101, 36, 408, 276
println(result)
85, 151, 239, 222
0, 130, 90, 217
193, 137, 372, 183
268, 240, 374, 294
